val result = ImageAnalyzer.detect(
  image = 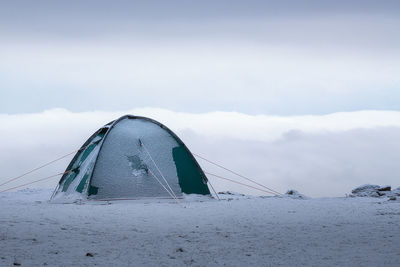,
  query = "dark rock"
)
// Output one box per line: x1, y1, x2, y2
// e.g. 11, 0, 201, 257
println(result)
285, 189, 308, 199
378, 186, 391, 191
377, 191, 386, 196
